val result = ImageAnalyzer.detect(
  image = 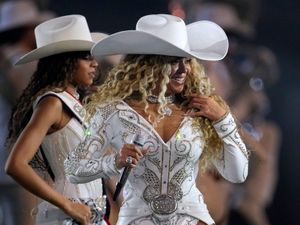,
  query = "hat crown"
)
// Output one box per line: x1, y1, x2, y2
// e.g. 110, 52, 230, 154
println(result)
136, 14, 189, 50
35, 15, 92, 48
